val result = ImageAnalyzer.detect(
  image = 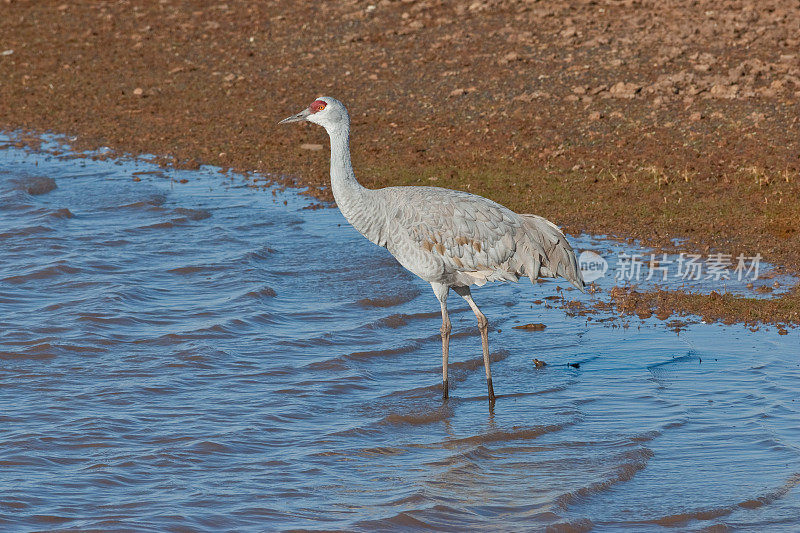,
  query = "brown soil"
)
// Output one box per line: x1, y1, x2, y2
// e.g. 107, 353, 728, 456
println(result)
608, 286, 799, 328
1, 0, 798, 325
